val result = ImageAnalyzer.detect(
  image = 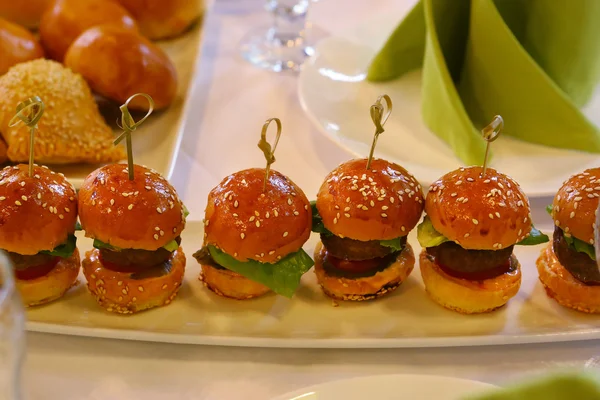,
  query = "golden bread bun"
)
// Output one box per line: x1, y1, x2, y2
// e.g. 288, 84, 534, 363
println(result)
0, 17, 44, 76
550, 168, 600, 245
425, 166, 531, 250
0, 164, 77, 255
536, 243, 600, 313
0, 0, 50, 29
65, 26, 177, 111
199, 264, 270, 300
313, 241, 415, 301
419, 250, 521, 314
117, 0, 202, 40
0, 59, 125, 164
316, 158, 423, 241
82, 247, 185, 314
0, 137, 7, 163
16, 248, 80, 307
204, 168, 311, 263
78, 164, 185, 251
39, 0, 137, 61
